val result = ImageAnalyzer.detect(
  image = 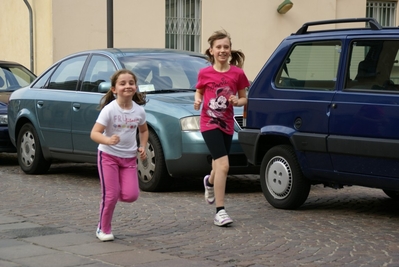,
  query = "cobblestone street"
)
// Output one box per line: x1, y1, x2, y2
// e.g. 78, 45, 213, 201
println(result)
1, 153, 399, 266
